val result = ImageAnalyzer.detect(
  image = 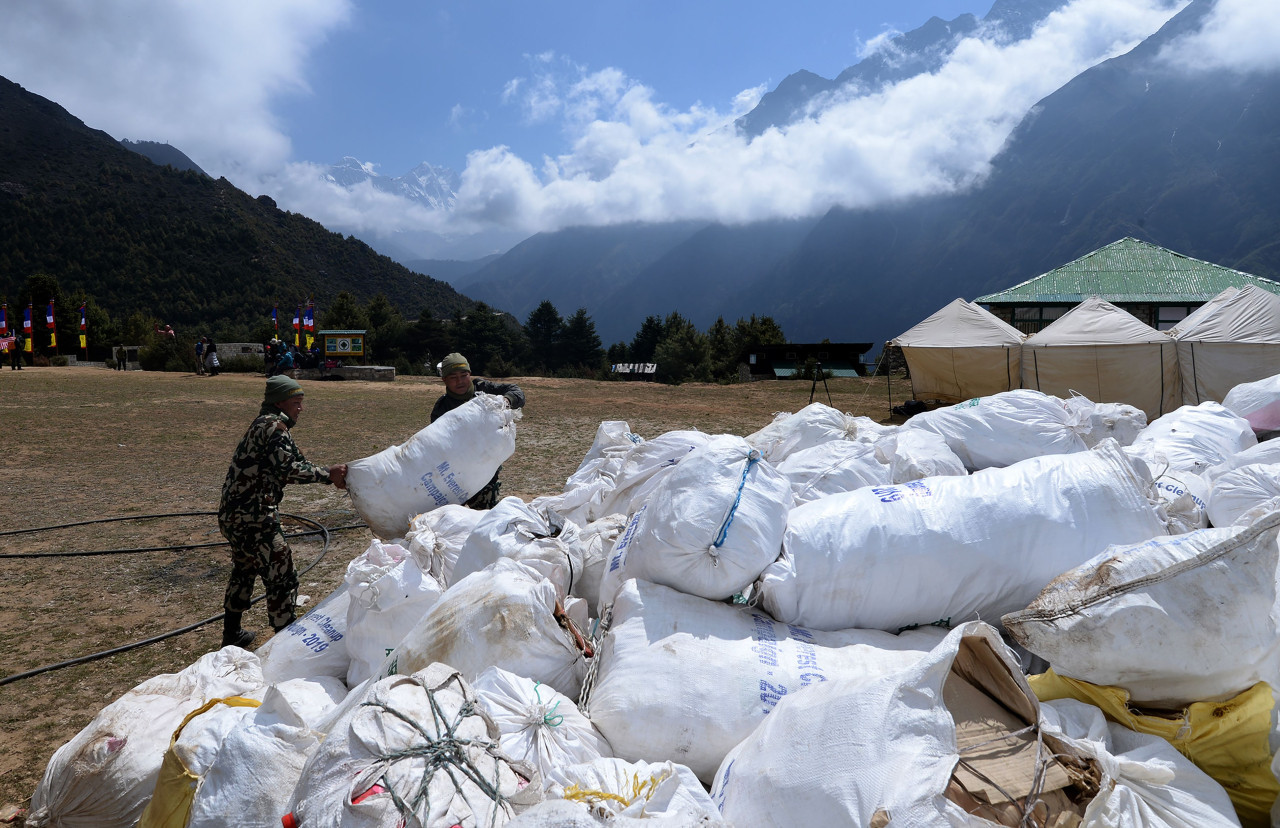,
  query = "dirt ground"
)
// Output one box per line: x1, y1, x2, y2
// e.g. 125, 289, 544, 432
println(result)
0, 365, 911, 813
